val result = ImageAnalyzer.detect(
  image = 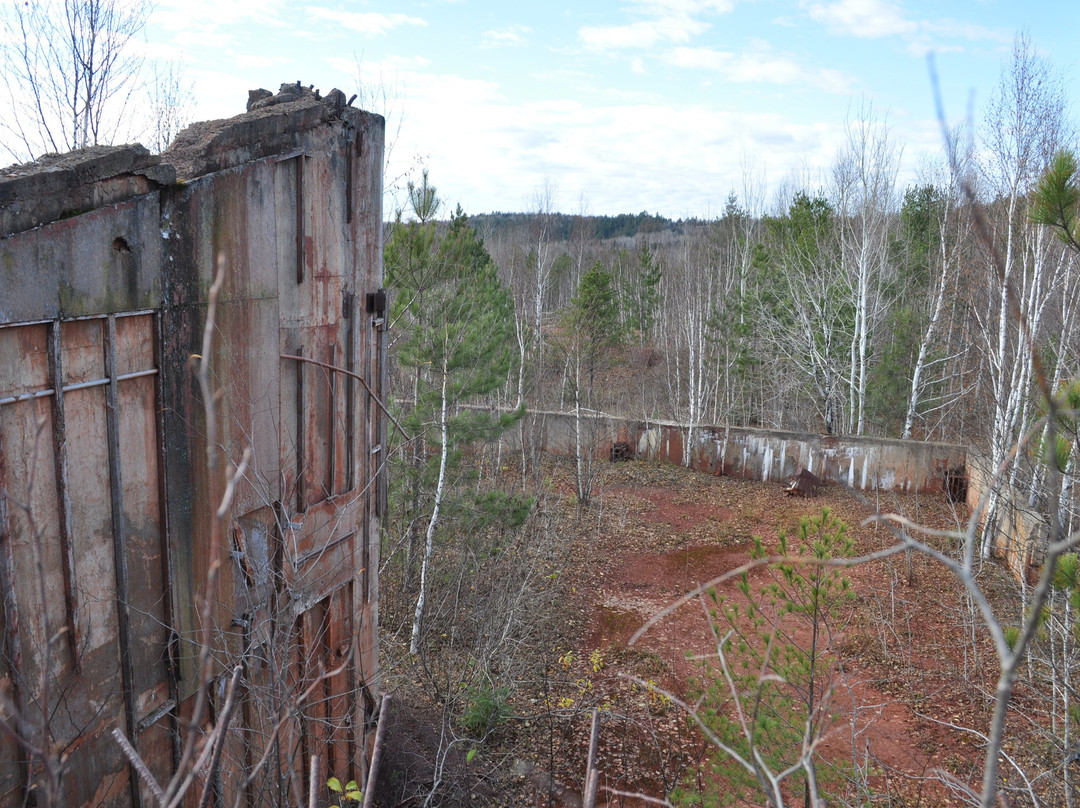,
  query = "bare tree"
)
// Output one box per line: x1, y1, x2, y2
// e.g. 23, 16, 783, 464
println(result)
144, 58, 194, 154
975, 34, 1073, 559
0, 0, 147, 161
832, 104, 901, 436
